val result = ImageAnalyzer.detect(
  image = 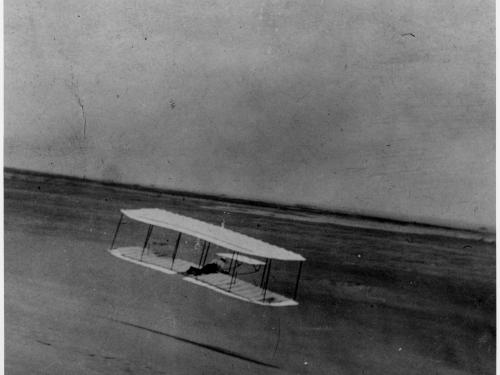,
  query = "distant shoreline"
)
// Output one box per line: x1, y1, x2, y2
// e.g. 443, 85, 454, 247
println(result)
4, 167, 494, 242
